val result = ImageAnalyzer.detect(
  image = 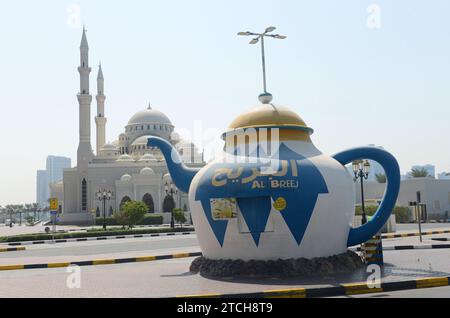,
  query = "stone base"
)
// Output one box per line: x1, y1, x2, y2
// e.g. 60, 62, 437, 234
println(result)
58, 212, 94, 226
190, 251, 364, 277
